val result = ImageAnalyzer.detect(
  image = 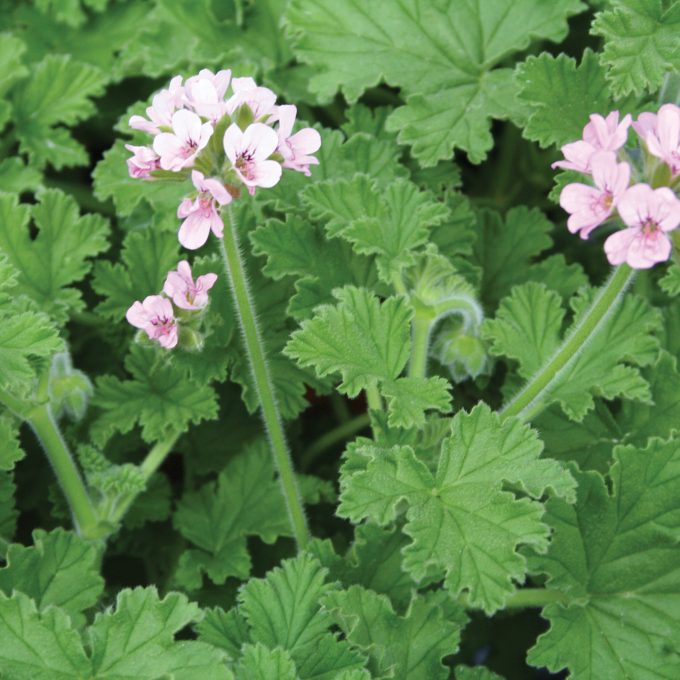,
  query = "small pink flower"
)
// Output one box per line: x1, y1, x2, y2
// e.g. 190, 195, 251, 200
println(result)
605, 184, 680, 269
184, 68, 231, 123
153, 110, 213, 171
560, 151, 630, 239
635, 103, 680, 176
582, 111, 632, 152
273, 105, 321, 176
552, 140, 597, 173
126, 295, 178, 349
164, 260, 217, 310
553, 111, 631, 175
129, 76, 184, 135
124, 144, 160, 179
178, 170, 231, 250
226, 77, 277, 119
223, 122, 282, 194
